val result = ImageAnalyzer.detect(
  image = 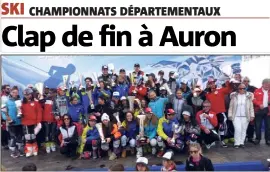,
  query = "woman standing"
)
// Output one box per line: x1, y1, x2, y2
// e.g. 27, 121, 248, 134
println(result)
2, 87, 24, 158
185, 143, 214, 171
21, 88, 43, 157
228, 84, 255, 148
58, 114, 79, 159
